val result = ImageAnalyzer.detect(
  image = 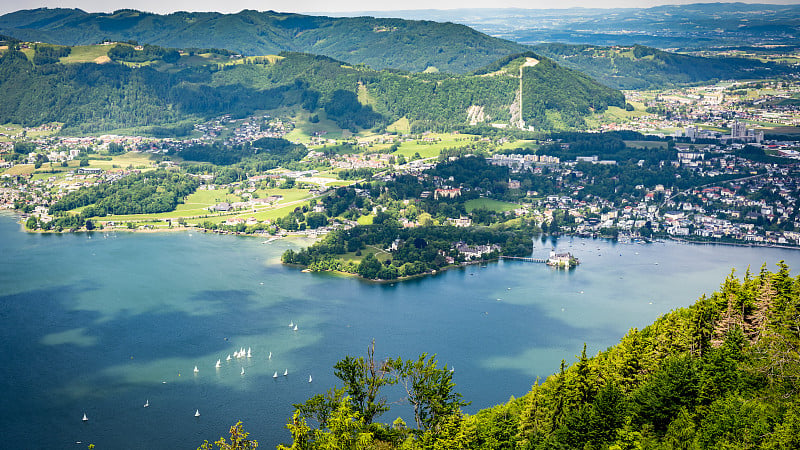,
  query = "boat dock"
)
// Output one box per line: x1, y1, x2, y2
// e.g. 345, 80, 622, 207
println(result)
500, 256, 547, 263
